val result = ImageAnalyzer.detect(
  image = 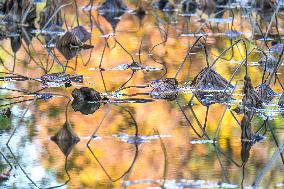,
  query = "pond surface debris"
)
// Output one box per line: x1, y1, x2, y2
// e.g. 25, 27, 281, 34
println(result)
0, 0, 284, 188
